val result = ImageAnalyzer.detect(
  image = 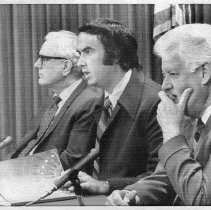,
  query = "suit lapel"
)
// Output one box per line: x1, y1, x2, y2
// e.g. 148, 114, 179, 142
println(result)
117, 69, 145, 119
35, 80, 87, 147
99, 69, 145, 139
